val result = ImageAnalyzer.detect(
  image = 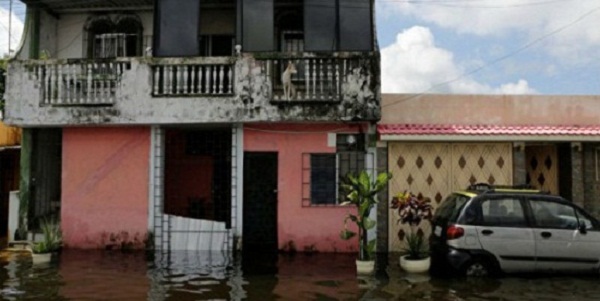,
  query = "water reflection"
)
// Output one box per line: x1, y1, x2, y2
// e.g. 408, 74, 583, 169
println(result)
1, 250, 600, 300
